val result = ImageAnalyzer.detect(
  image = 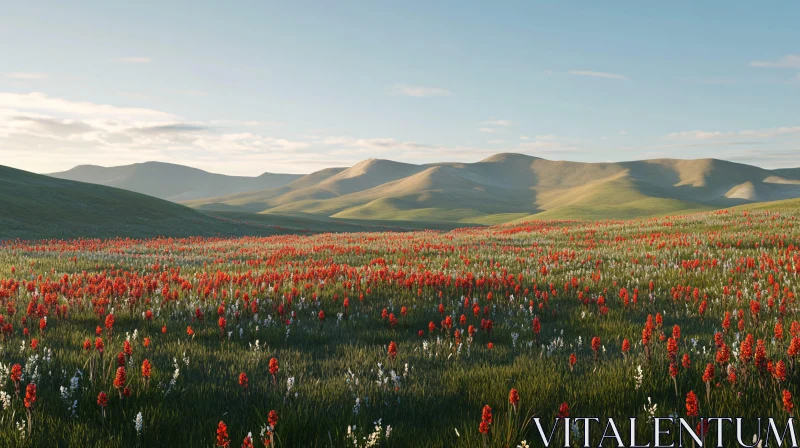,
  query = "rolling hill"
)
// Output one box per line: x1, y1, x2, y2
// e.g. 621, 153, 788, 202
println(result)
185, 154, 800, 223
0, 166, 461, 240
49, 161, 302, 202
